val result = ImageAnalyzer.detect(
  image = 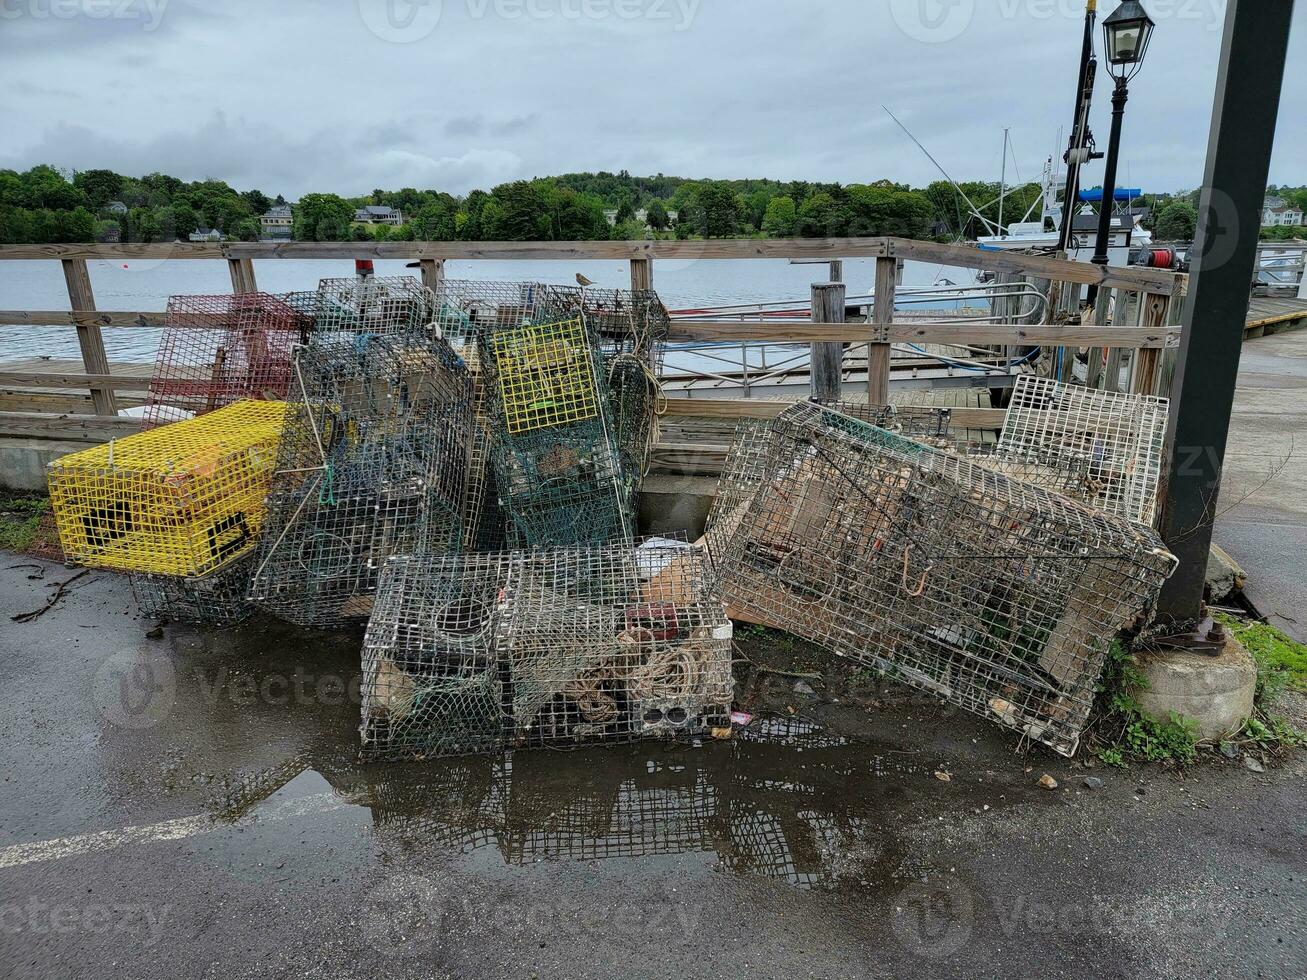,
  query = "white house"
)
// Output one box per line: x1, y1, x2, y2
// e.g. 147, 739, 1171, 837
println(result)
1263, 197, 1304, 227
188, 227, 226, 242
